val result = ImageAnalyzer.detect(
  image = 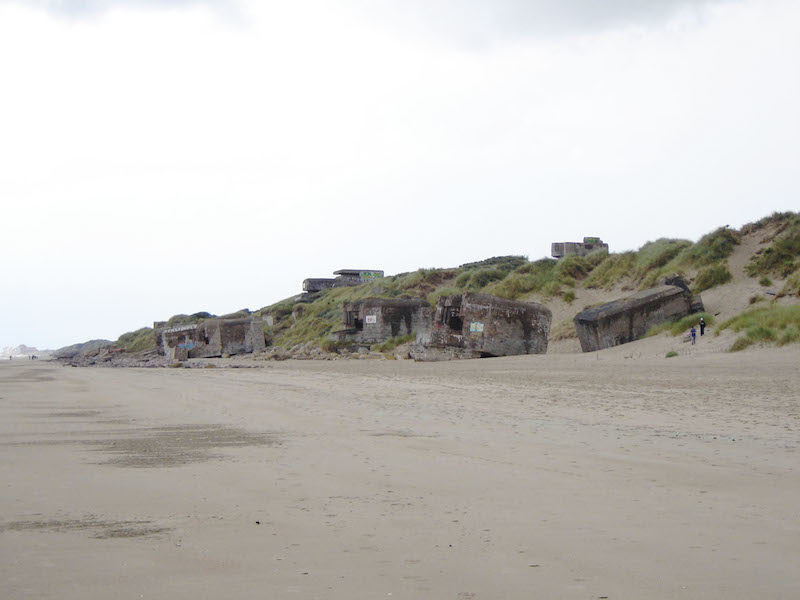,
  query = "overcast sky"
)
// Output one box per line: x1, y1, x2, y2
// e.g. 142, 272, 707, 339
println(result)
1, 0, 798, 349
